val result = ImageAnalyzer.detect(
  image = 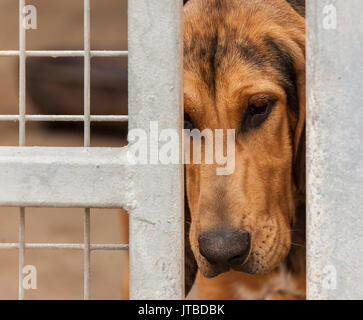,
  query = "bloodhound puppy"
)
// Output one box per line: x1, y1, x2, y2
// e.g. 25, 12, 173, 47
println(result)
183, 0, 306, 299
